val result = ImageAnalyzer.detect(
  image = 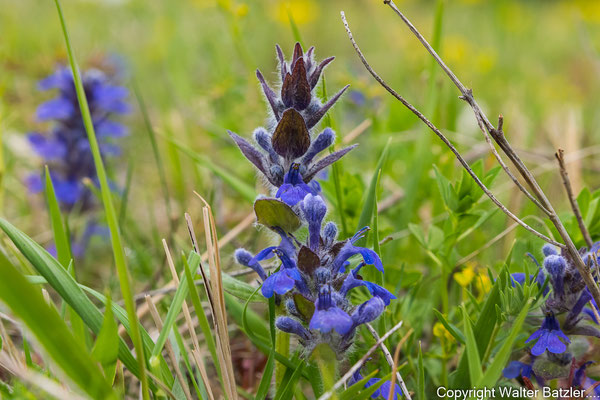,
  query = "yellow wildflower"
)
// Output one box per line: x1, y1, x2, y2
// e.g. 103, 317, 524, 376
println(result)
454, 265, 475, 287
433, 322, 454, 342
272, 0, 318, 26
474, 274, 492, 300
